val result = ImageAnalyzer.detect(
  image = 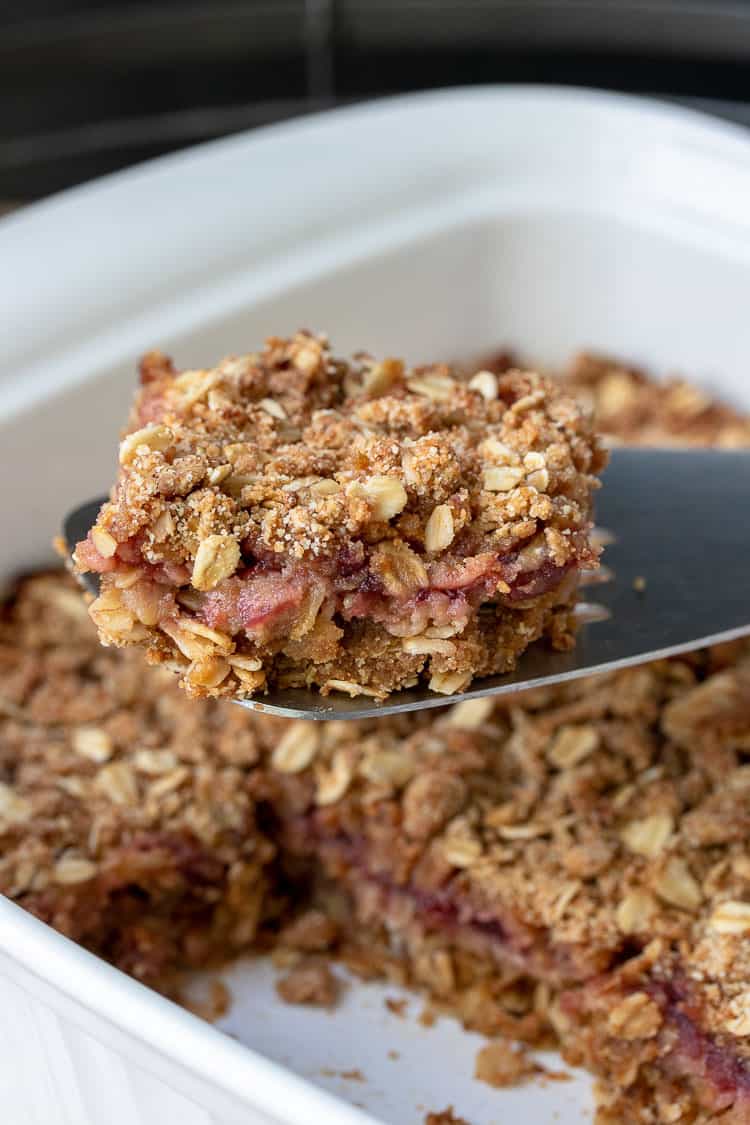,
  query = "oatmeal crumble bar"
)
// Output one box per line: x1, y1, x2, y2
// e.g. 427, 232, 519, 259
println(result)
74, 332, 606, 701
0, 572, 278, 991
251, 353, 750, 1121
